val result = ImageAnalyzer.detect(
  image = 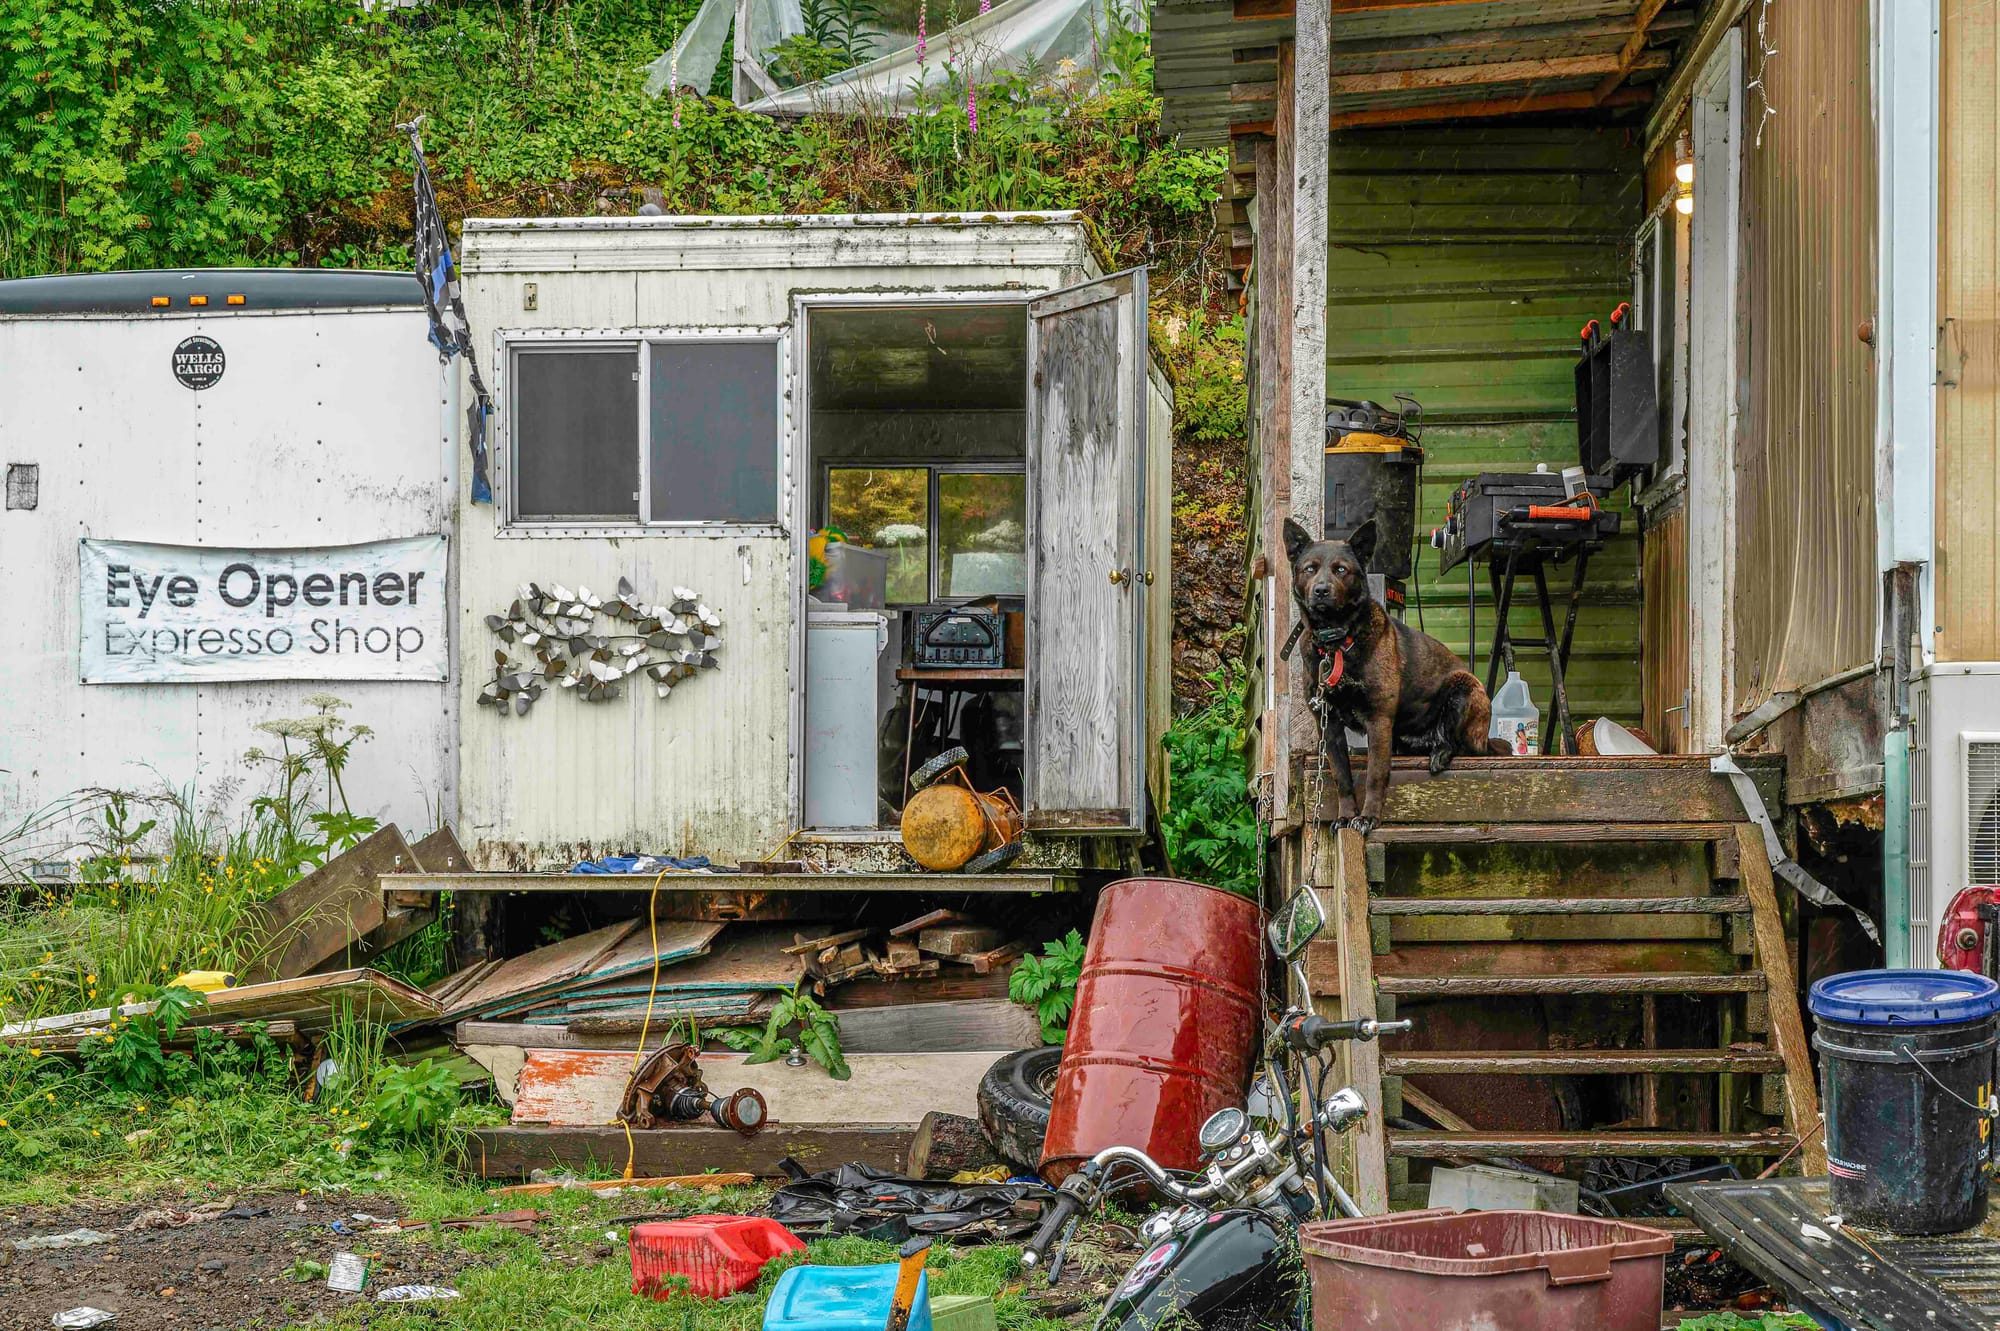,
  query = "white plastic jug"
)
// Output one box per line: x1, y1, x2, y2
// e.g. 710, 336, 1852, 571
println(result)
1489, 670, 1539, 756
